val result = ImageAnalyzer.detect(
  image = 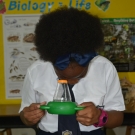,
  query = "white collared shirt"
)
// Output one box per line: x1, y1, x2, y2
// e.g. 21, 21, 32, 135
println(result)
19, 55, 125, 132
